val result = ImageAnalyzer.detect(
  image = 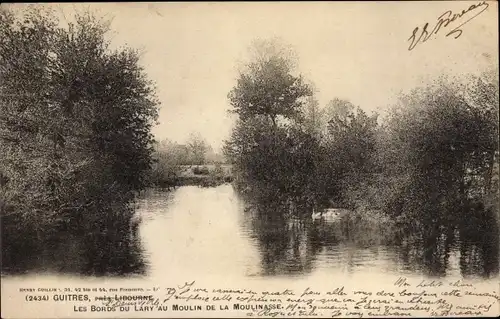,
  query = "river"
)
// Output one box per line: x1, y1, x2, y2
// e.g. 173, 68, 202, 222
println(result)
132, 184, 499, 281
2, 184, 499, 281
2, 184, 499, 318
